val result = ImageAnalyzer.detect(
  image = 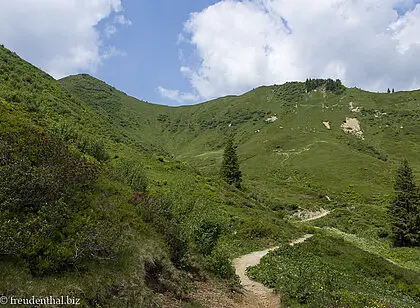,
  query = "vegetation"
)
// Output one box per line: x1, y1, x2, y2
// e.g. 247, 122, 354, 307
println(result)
389, 160, 420, 247
220, 135, 242, 188
1, 44, 419, 307
305, 78, 345, 94
248, 235, 420, 307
